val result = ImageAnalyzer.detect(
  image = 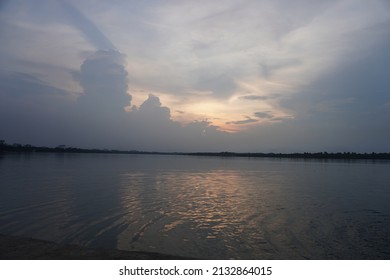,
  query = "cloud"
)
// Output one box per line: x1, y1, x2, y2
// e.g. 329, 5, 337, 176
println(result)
254, 112, 273, 119
192, 71, 237, 99
239, 94, 280, 101
75, 50, 131, 115
1, 0, 390, 152
0, 70, 74, 121
130, 94, 171, 123
239, 95, 269, 101
281, 29, 390, 117
120, 0, 390, 125
123, 94, 231, 152
226, 117, 258, 125
69, 51, 231, 151
258, 59, 303, 79
60, 0, 116, 50
224, 111, 286, 130
0, 72, 69, 98
0, 70, 78, 146
0, 0, 10, 11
